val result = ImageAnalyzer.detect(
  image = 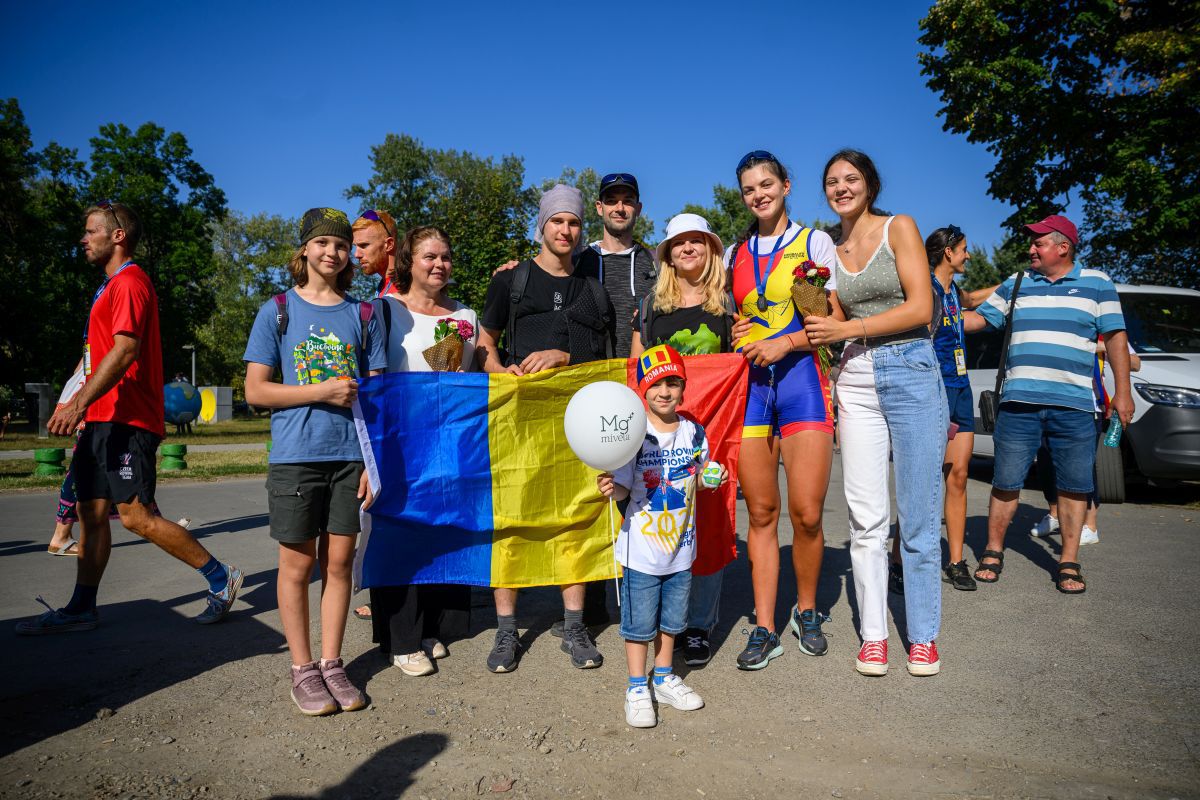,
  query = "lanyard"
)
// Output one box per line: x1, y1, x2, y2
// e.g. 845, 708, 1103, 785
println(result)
750, 222, 800, 313
83, 261, 133, 344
